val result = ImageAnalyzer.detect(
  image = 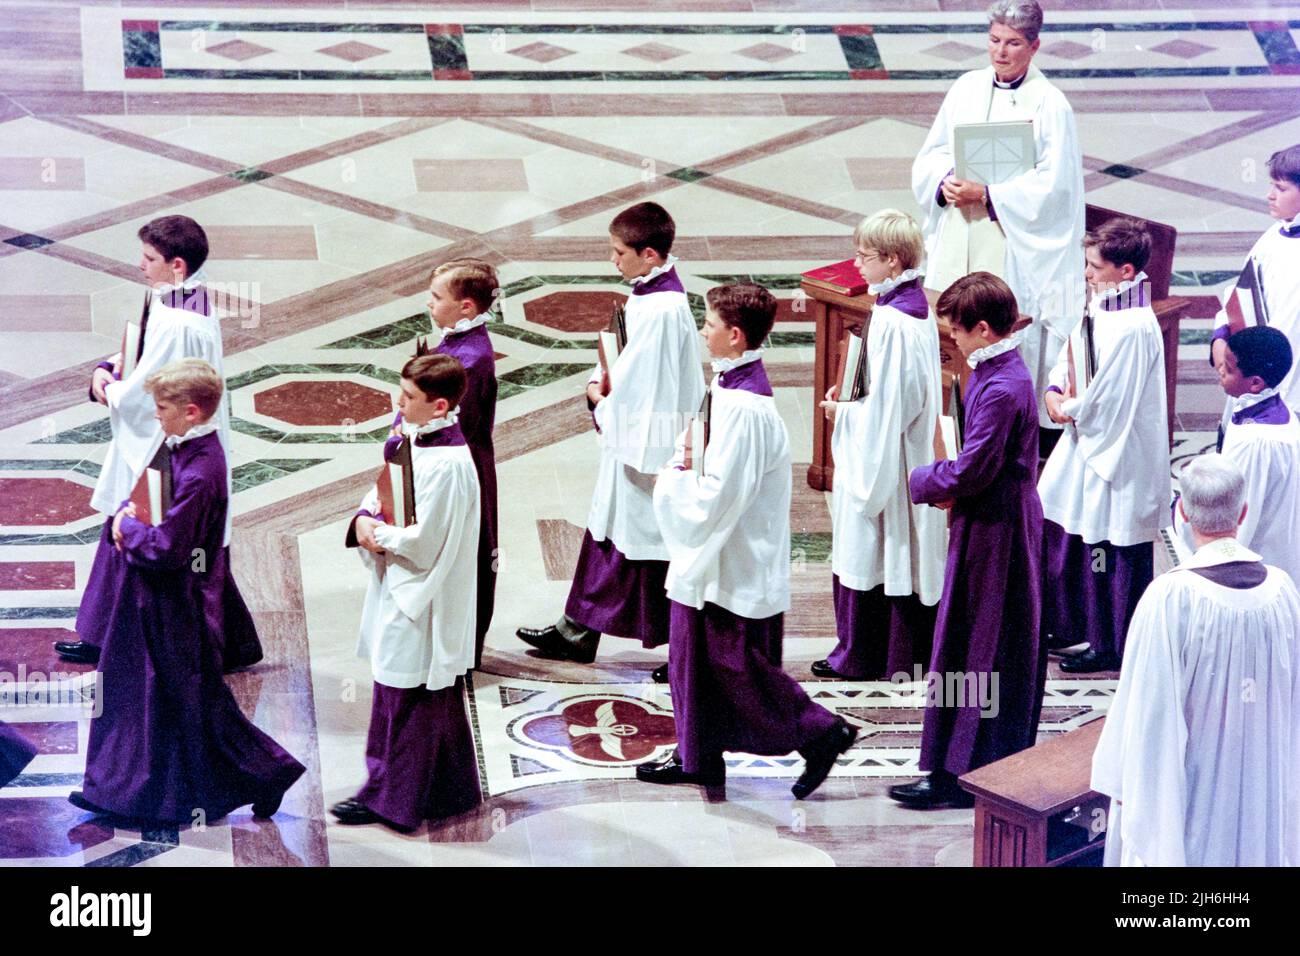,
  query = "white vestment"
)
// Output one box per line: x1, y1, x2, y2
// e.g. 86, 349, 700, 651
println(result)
1091, 539, 1300, 867
587, 260, 706, 561
1037, 298, 1170, 546
92, 280, 234, 544
653, 370, 790, 620
1213, 221, 1300, 411
356, 422, 480, 691
912, 64, 1086, 426
829, 301, 946, 603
